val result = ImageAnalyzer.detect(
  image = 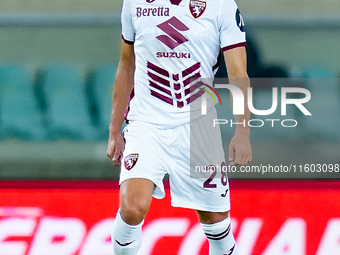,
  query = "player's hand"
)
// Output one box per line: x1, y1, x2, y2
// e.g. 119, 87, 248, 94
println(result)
107, 134, 124, 166
229, 130, 252, 166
